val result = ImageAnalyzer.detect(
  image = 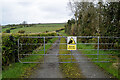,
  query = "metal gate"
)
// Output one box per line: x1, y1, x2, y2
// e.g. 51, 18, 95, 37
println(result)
18, 36, 120, 63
